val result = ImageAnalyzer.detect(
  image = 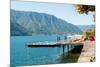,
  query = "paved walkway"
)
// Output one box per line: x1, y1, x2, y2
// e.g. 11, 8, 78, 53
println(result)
78, 41, 95, 62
